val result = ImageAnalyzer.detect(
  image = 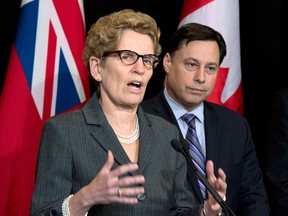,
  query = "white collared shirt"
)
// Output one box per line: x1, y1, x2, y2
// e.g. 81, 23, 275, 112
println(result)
164, 87, 206, 156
